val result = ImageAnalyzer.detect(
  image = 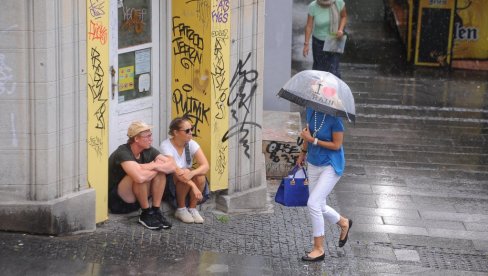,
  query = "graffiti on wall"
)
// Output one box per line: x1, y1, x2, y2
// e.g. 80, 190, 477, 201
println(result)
0, 54, 16, 96
86, 0, 109, 222
211, 29, 228, 120
88, 0, 105, 20
212, 0, 229, 23
88, 48, 108, 133
264, 137, 304, 178
88, 20, 108, 45
222, 52, 261, 159
172, 16, 204, 69
266, 139, 301, 165
172, 80, 210, 137
121, 6, 147, 34
172, 0, 230, 189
